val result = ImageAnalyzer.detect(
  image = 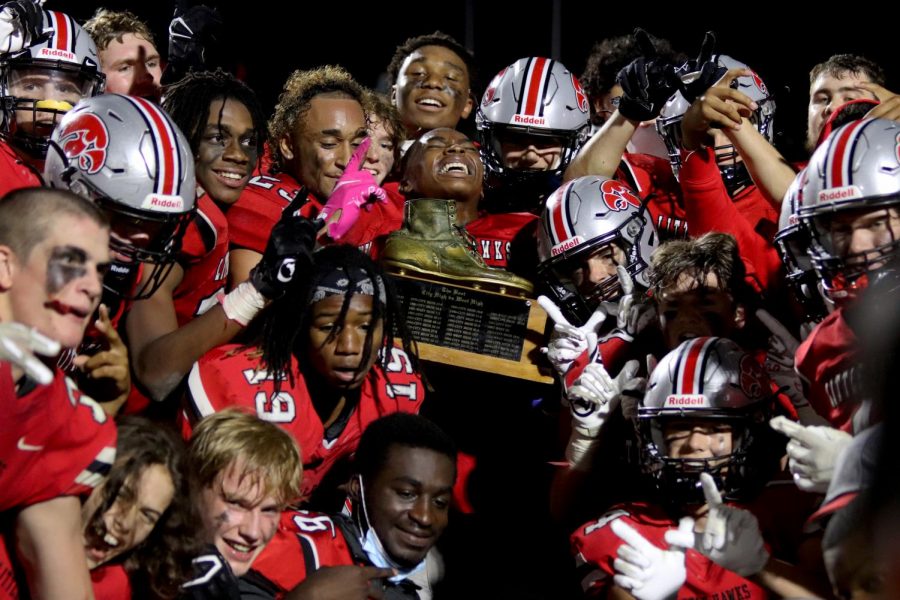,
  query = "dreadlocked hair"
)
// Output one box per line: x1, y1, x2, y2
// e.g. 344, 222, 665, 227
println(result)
243, 244, 419, 393
161, 68, 267, 160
